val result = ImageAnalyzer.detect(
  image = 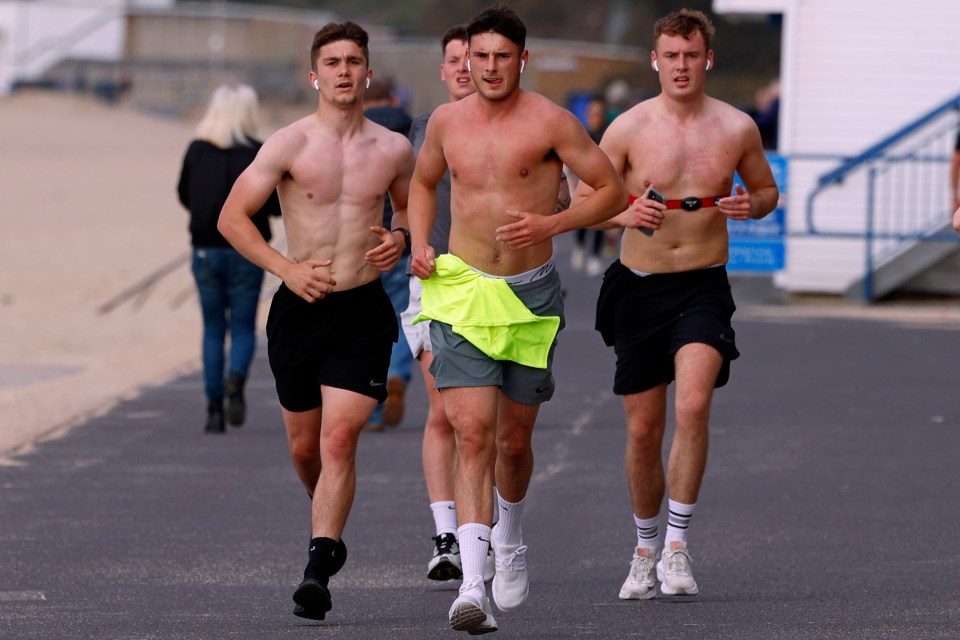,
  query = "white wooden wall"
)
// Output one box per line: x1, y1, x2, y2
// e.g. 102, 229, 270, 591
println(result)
715, 0, 960, 293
